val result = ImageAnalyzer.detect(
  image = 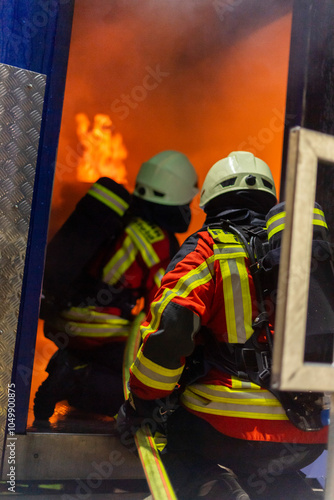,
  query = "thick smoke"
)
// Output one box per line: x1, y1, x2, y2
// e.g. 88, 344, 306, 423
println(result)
53, 0, 292, 241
